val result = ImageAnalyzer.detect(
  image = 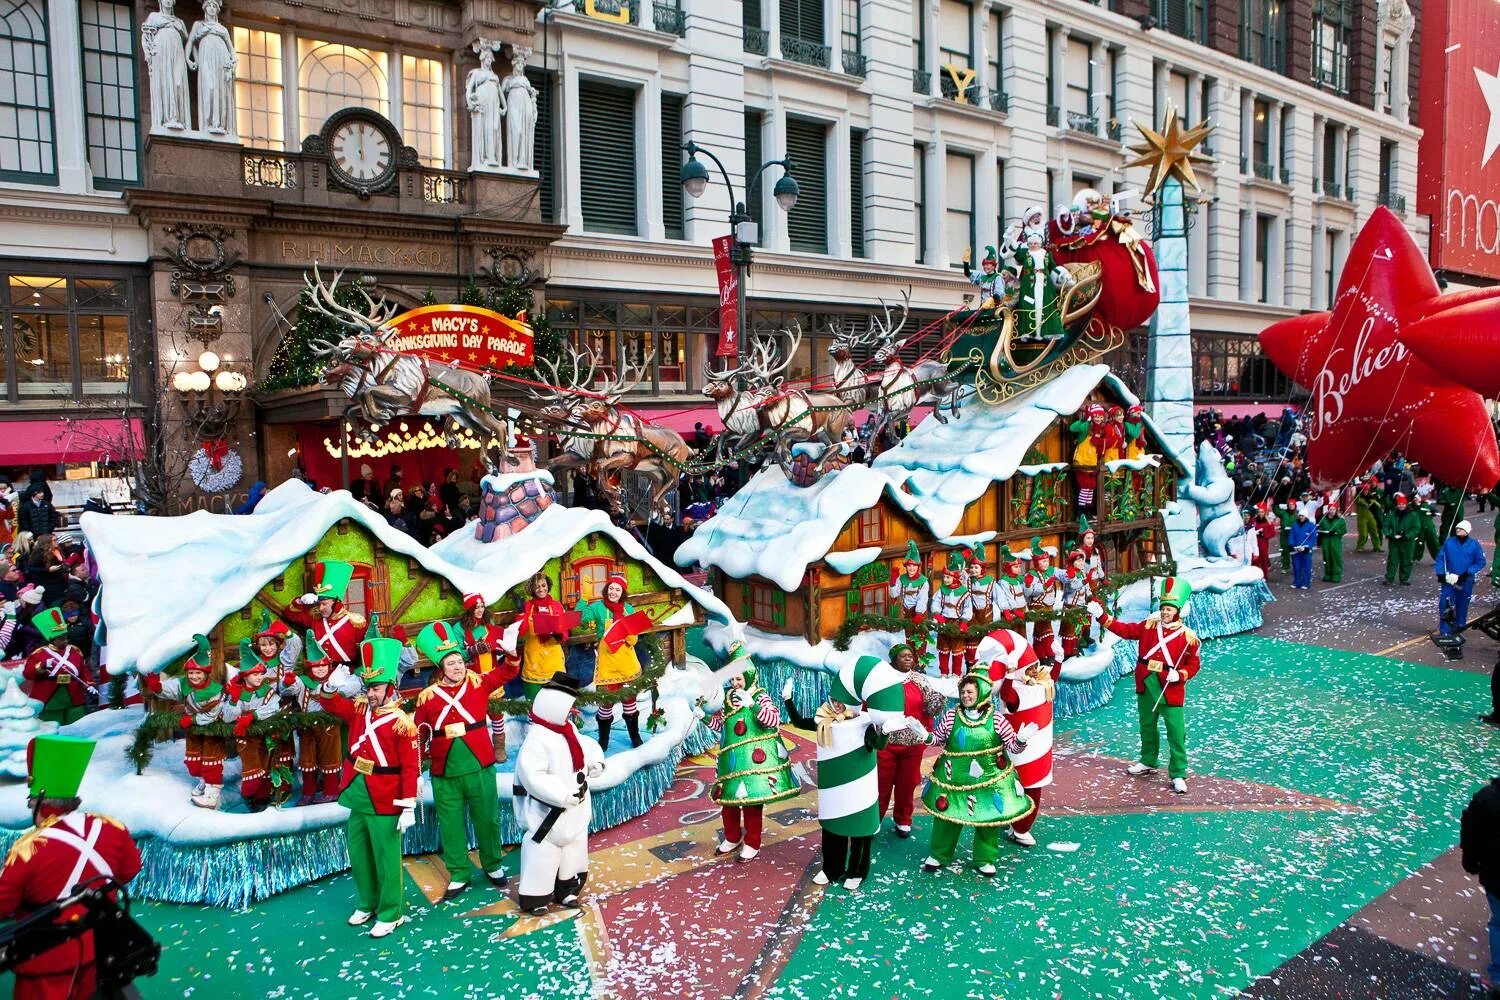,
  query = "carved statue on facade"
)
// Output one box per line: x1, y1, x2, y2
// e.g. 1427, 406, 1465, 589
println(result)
141, 0, 191, 132
466, 39, 504, 170
187, 0, 237, 137
503, 46, 538, 172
